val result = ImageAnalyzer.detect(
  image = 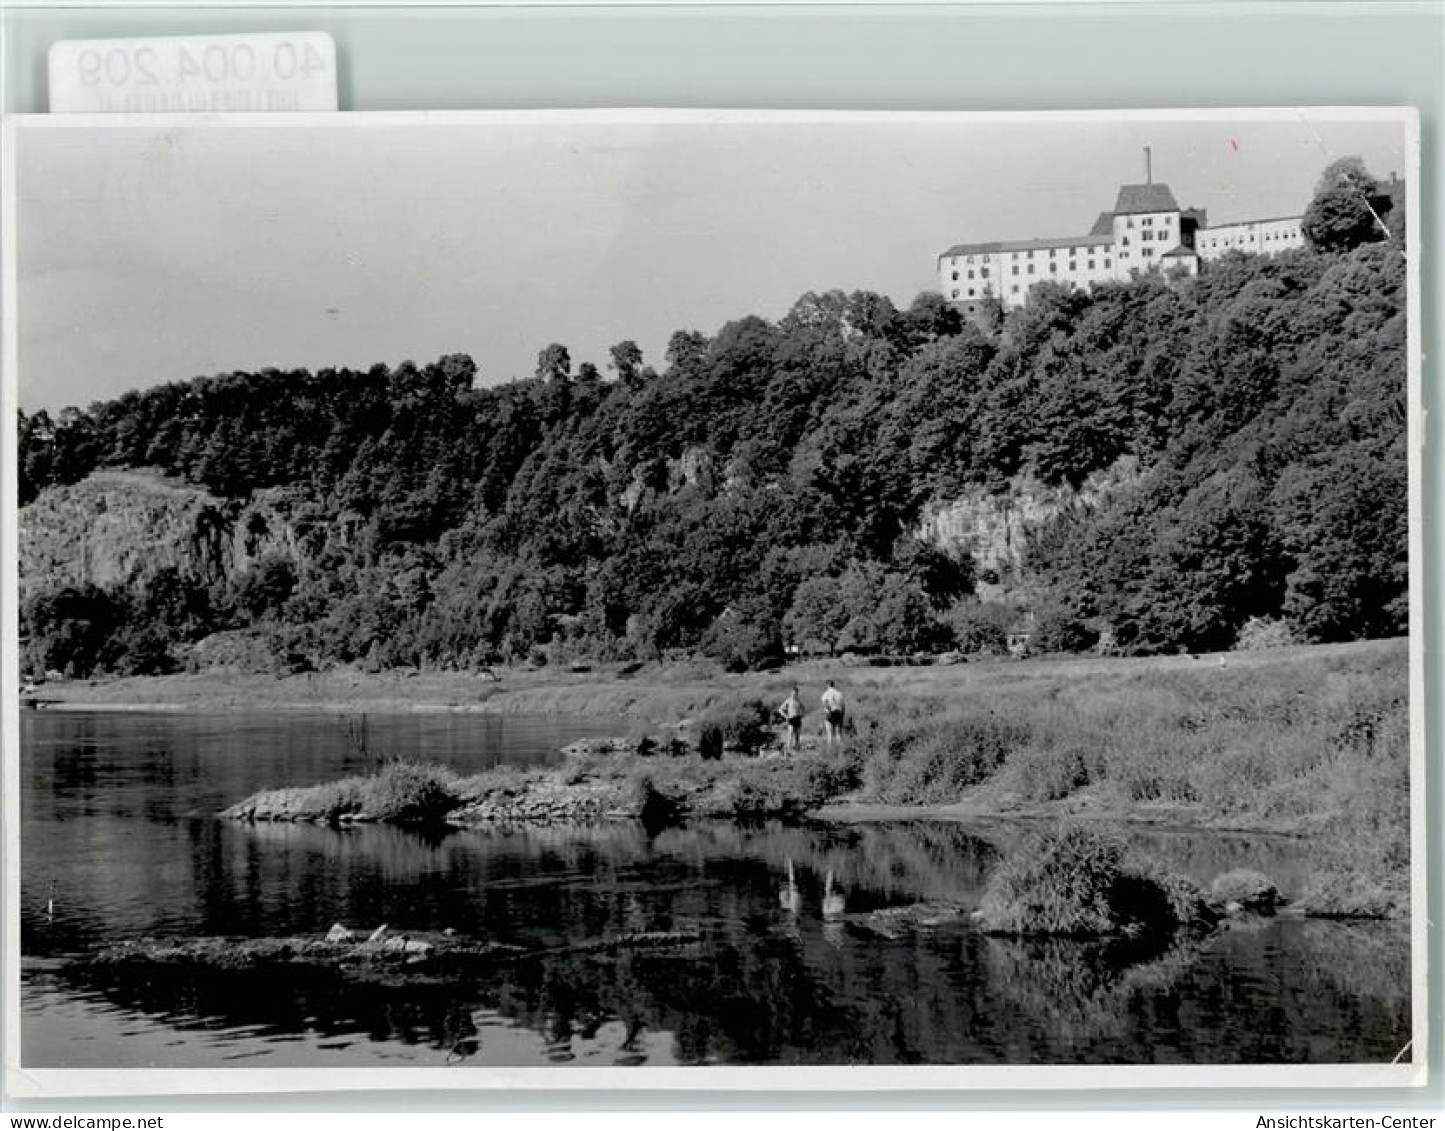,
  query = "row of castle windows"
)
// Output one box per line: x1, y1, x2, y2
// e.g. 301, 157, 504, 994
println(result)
957, 245, 1106, 264
950, 254, 1118, 297
953, 254, 1113, 282
1202, 228, 1299, 245
1120, 229, 1171, 245
953, 231, 1174, 267
948, 251, 1177, 301
946, 246, 1164, 296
